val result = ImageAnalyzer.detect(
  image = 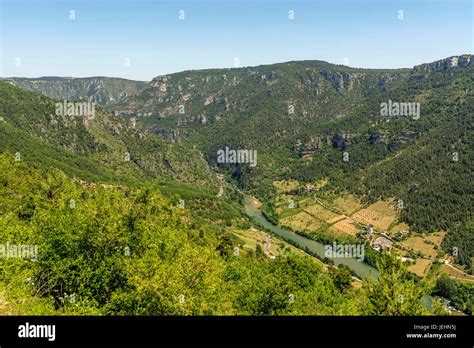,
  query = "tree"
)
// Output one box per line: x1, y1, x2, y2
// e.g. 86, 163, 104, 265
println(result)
364, 253, 430, 315
255, 244, 265, 259
216, 234, 234, 259
331, 266, 352, 292
433, 274, 458, 299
